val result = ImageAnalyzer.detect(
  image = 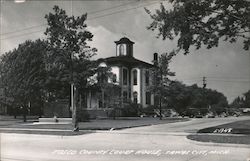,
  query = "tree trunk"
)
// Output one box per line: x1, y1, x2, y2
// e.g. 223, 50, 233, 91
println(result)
72, 85, 79, 131
101, 89, 105, 108
159, 96, 162, 120
23, 106, 27, 122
